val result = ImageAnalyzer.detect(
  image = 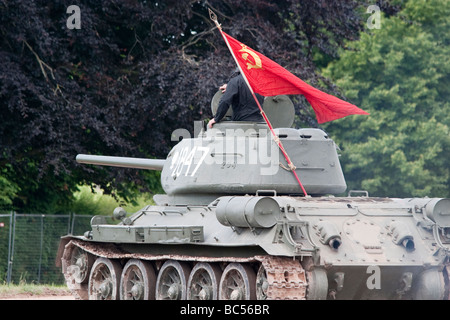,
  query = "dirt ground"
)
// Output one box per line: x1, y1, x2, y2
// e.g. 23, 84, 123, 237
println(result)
0, 287, 75, 300
1, 294, 75, 300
